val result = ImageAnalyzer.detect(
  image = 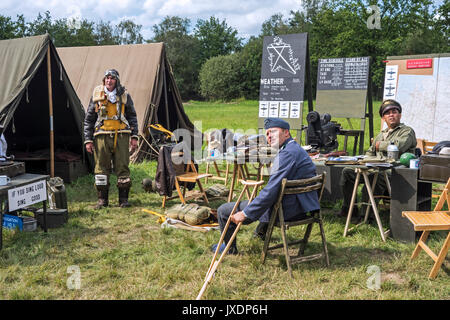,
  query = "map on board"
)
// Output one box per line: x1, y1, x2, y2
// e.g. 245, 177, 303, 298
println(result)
383, 55, 450, 142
